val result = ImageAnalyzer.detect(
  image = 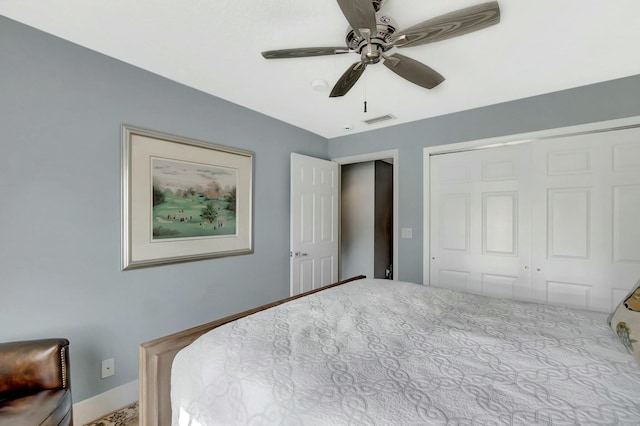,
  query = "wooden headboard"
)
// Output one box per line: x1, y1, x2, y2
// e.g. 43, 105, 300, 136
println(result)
139, 275, 366, 426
